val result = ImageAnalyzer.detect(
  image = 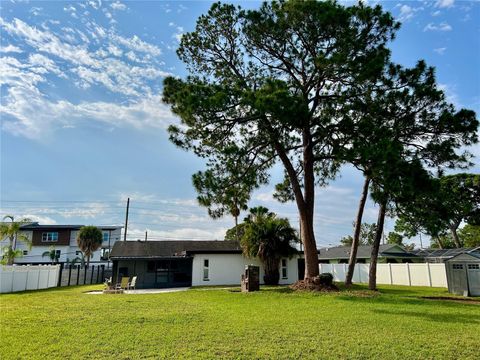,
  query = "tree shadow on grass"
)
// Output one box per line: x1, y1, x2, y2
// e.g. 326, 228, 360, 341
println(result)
336, 292, 480, 311
371, 308, 480, 325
